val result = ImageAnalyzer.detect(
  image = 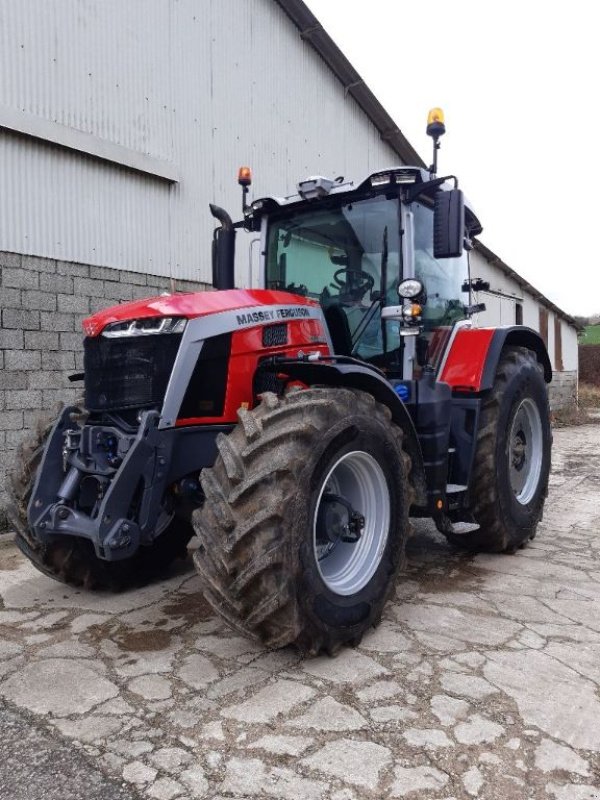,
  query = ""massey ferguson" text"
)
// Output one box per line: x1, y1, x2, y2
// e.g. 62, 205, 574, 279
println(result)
236, 307, 310, 326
